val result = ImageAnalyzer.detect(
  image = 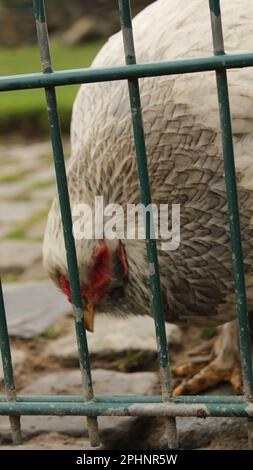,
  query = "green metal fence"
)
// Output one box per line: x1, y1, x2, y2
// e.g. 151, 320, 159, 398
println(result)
0, 0, 253, 449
